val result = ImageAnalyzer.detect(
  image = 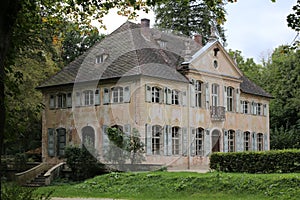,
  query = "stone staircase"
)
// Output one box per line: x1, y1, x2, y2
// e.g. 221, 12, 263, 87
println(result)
24, 170, 47, 187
